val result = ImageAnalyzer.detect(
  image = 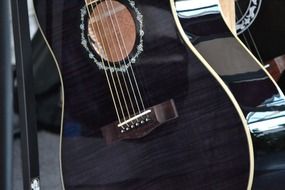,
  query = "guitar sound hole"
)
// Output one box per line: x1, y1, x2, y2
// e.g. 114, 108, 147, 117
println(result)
88, 0, 136, 63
